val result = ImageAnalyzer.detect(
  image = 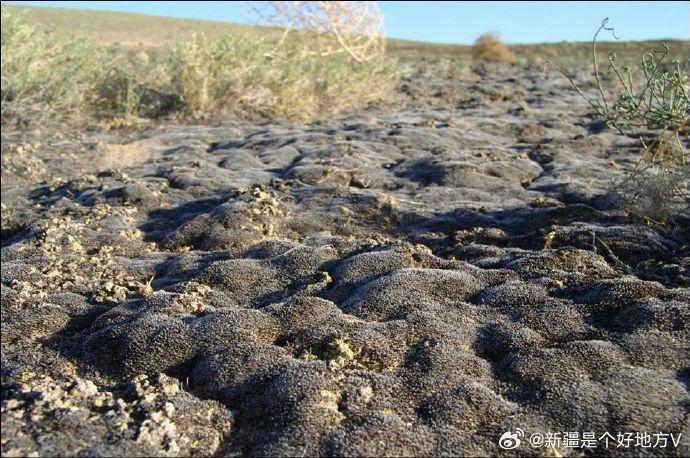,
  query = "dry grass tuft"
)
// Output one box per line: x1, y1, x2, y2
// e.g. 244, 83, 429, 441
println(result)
615, 164, 689, 224
615, 134, 689, 223
471, 32, 515, 63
